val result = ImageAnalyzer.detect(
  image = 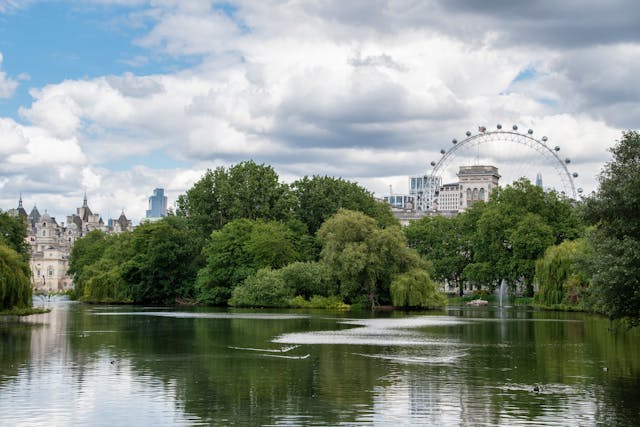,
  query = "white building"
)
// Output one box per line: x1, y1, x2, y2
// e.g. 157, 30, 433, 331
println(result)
436, 182, 460, 212
9, 195, 134, 292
